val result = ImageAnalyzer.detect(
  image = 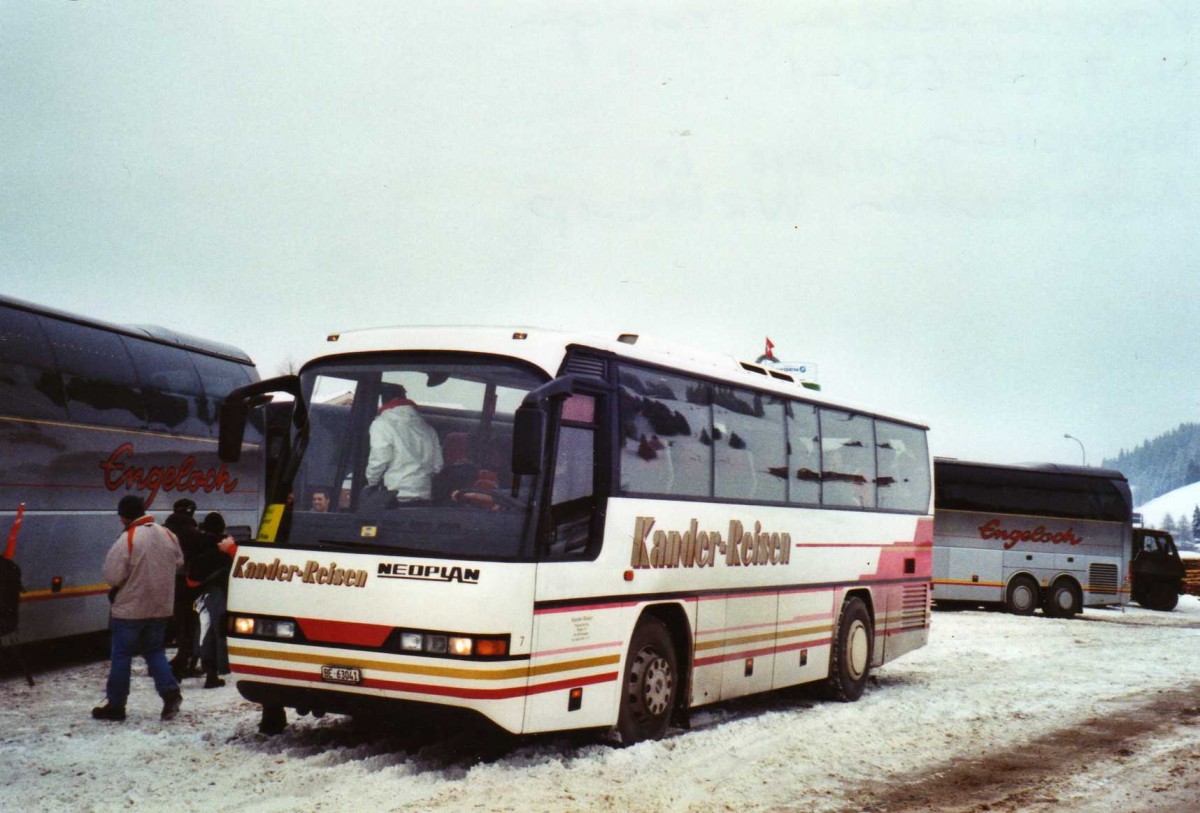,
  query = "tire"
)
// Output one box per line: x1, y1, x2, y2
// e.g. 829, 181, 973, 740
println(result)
819, 596, 873, 702
1043, 580, 1081, 618
616, 616, 678, 745
1004, 575, 1039, 616
1142, 580, 1180, 612
1131, 584, 1148, 606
